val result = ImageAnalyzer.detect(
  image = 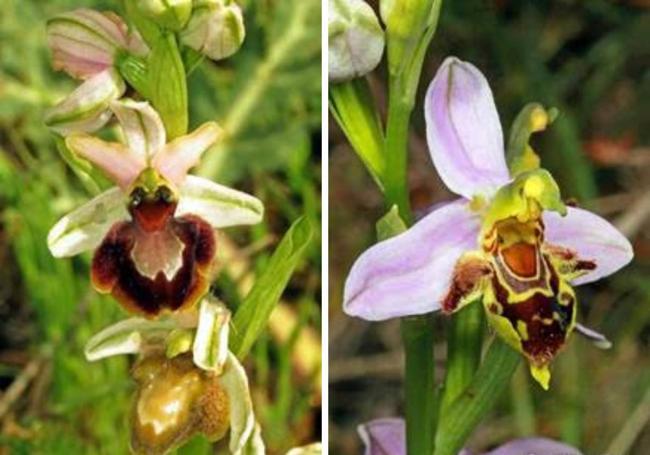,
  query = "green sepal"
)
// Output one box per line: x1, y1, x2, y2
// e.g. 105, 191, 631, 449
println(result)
115, 52, 151, 99
330, 79, 385, 189
230, 216, 313, 359
376, 205, 407, 241
481, 168, 567, 236
506, 103, 559, 177
148, 33, 188, 139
